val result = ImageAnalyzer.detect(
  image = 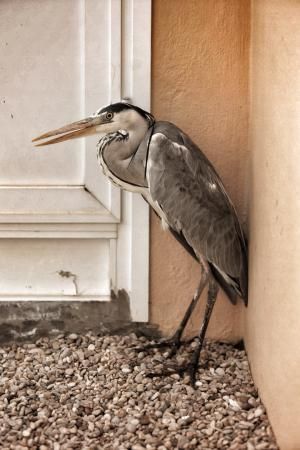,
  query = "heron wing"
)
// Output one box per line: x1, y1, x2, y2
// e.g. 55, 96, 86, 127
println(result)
147, 121, 248, 303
